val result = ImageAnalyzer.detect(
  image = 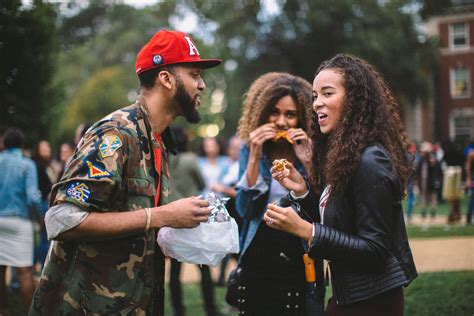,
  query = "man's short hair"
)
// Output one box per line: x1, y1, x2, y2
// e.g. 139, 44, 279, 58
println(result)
138, 65, 176, 90
3, 128, 25, 149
